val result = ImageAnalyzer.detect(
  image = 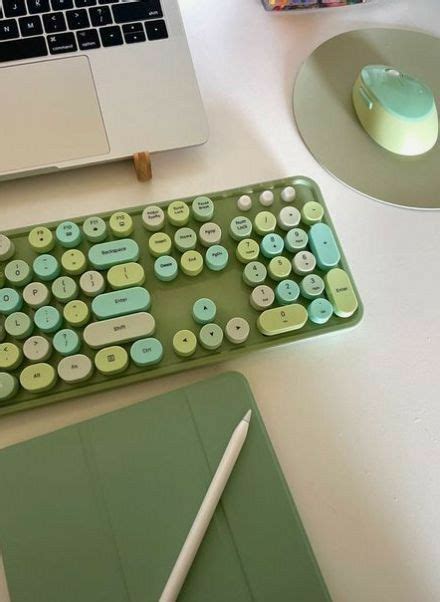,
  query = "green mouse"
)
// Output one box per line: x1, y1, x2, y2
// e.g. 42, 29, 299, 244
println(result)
352, 65, 438, 156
